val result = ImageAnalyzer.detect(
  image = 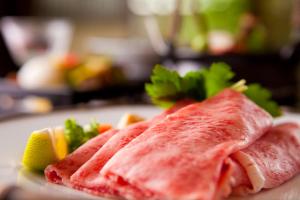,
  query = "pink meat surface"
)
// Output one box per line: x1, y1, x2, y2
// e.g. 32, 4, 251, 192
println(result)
45, 100, 192, 188
100, 89, 272, 200
45, 129, 118, 186
228, 122, 300, 195
69, 100, 193, 196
